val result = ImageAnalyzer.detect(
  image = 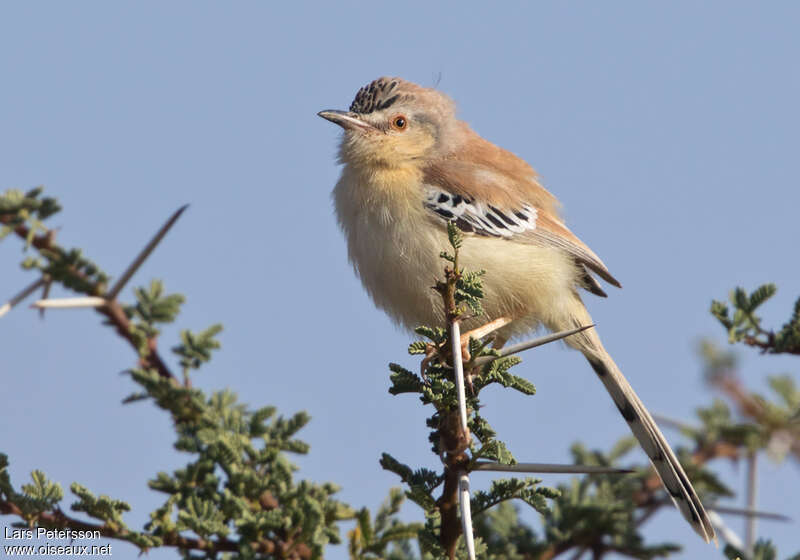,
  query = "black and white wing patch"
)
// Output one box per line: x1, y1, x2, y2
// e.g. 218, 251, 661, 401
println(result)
423, 187, 537, 238
422, 186, 617, 297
